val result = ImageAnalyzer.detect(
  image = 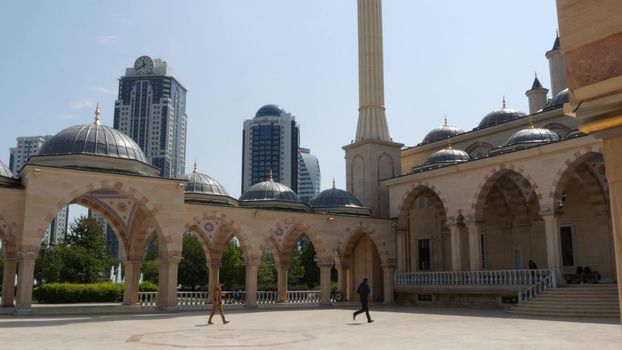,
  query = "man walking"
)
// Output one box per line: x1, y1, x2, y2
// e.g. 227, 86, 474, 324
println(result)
208, 283, 230, 325
353, 278, 373, 323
